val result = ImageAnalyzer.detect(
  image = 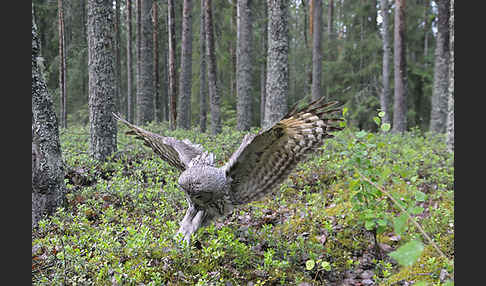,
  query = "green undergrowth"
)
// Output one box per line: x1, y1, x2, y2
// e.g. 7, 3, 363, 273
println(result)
32, 121, 454, 285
